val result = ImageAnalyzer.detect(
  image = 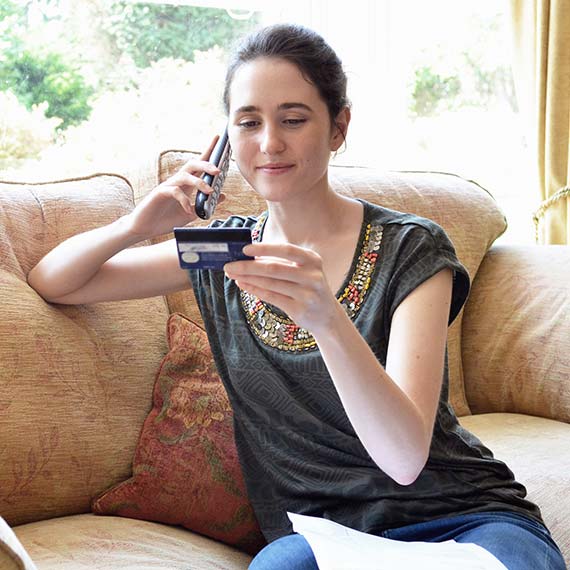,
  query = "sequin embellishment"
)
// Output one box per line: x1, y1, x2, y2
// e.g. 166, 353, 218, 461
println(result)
240, 211, 383, 352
